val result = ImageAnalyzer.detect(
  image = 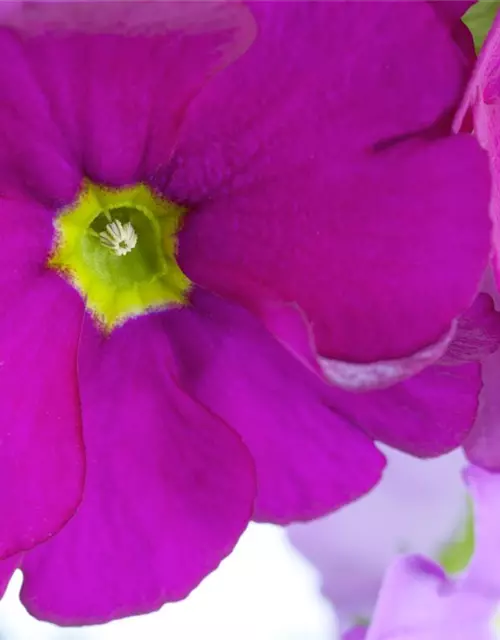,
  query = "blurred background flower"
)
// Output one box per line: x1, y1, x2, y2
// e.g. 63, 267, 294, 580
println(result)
288, 447, 469, 630
340, 466, 500, 640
